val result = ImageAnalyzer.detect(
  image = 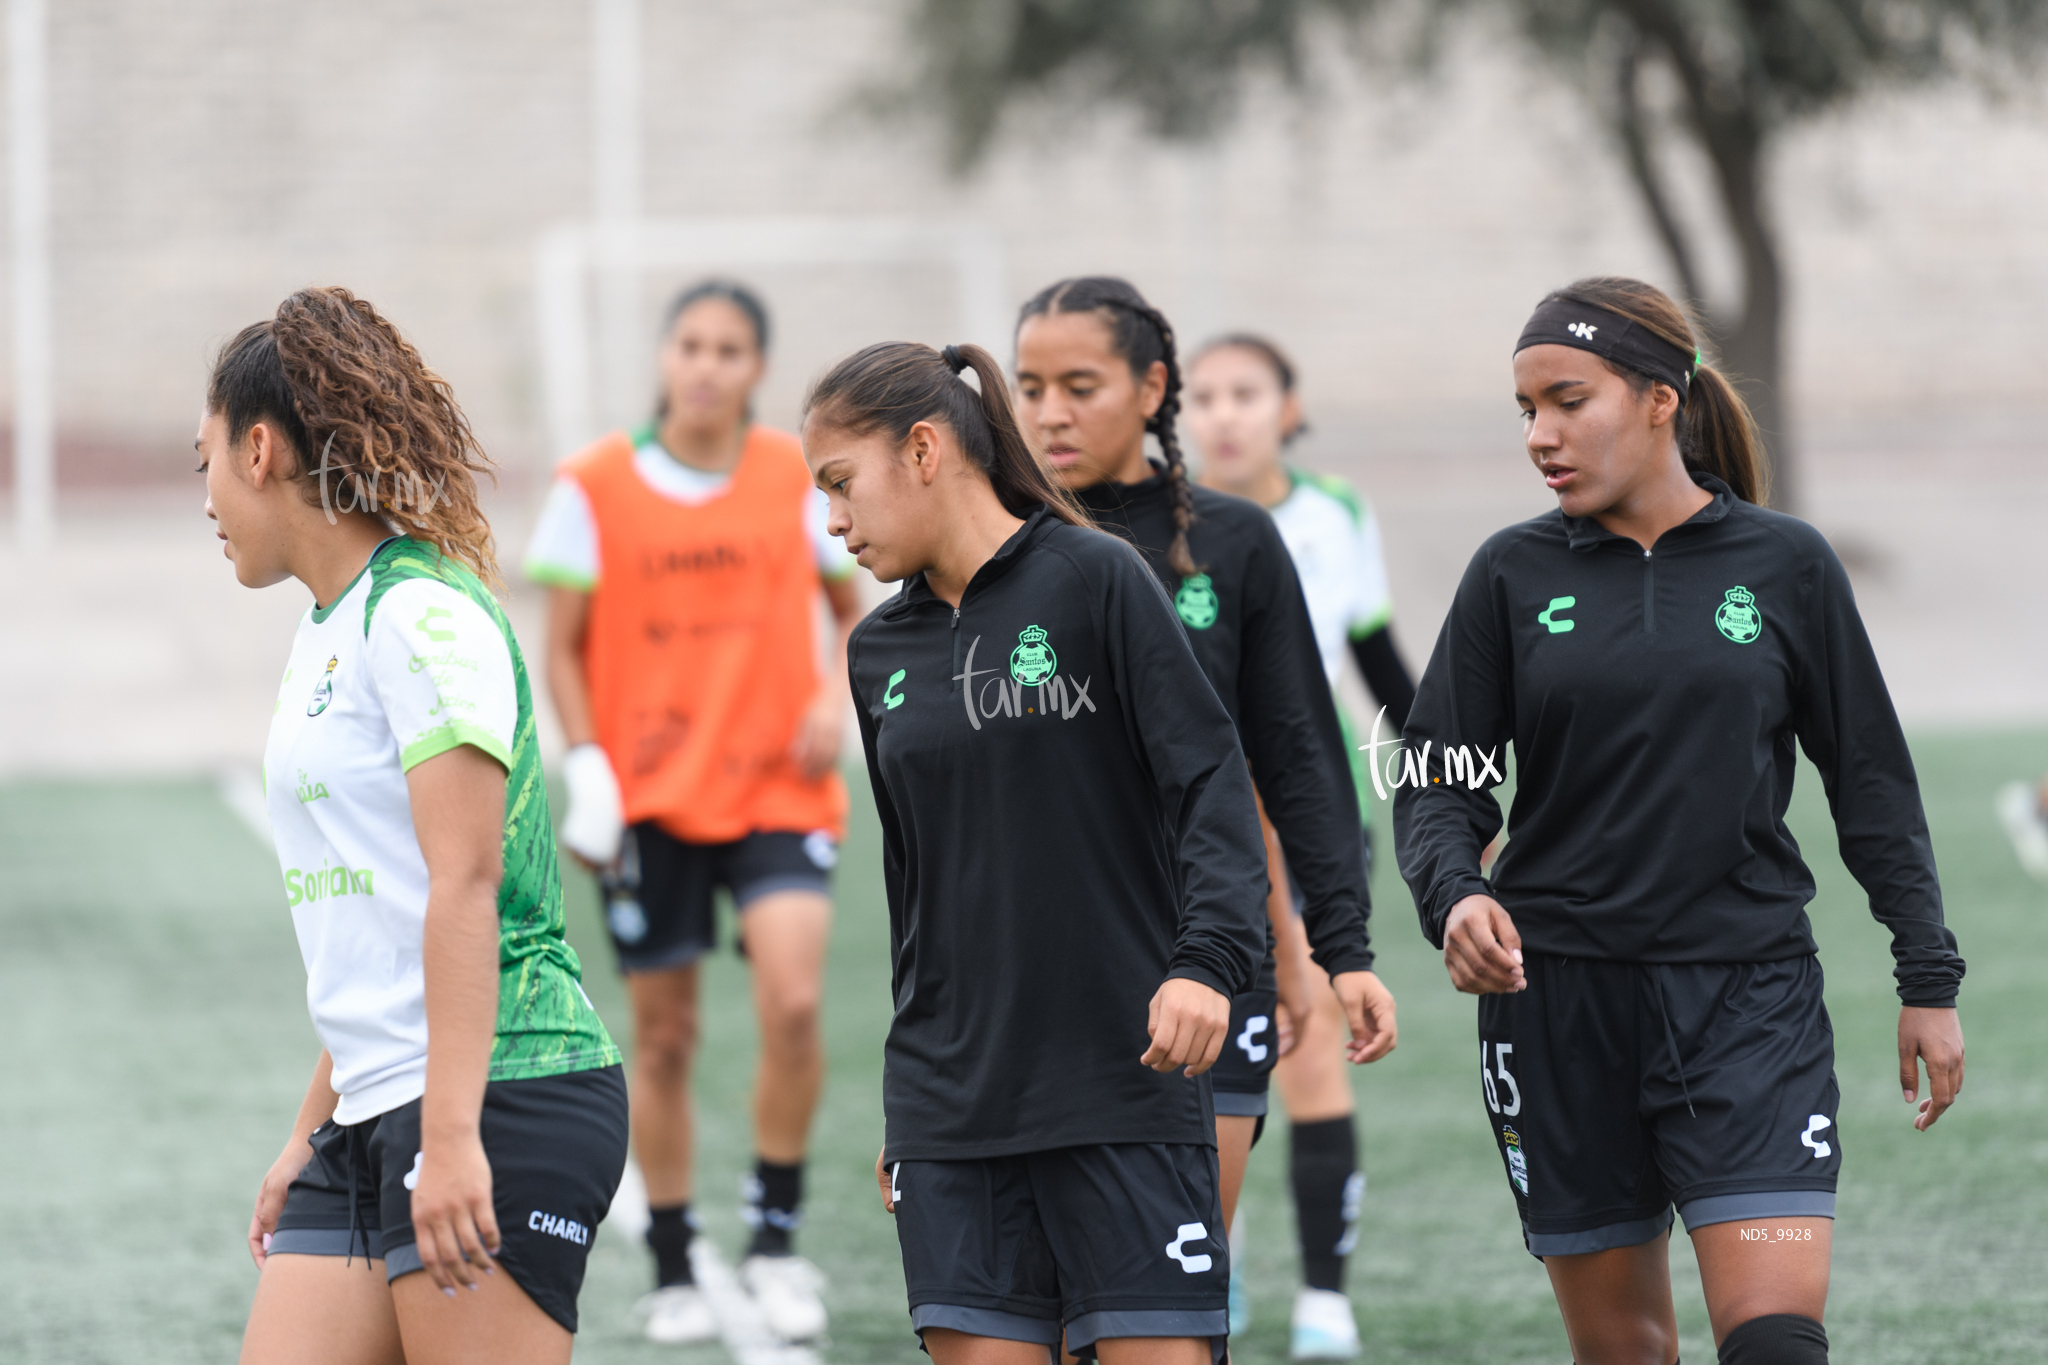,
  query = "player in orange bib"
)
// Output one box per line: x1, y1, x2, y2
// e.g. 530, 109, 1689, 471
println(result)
524, 281, 860, 1345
